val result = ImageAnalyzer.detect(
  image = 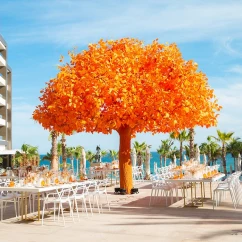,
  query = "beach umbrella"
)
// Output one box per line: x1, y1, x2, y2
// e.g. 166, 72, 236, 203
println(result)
183, 154, 187, 162
76, 158, 79, 176
144, 146, 151, 179
81, 148, 87, 177
131, 148, 137, 167
195, 146, 200, 162
154, 162, 157, 174
203, 153, 207, 166
173, 154, 177, 167
238, 153, 241, 171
